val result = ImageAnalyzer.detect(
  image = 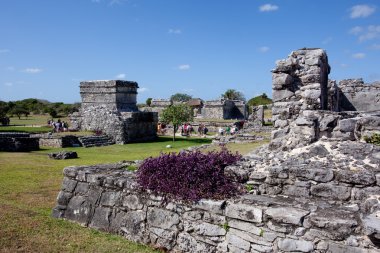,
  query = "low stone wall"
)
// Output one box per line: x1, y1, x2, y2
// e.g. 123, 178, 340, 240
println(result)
0, 132, 39, 151
53, 142, 380, 253
39, 135, 82, 148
